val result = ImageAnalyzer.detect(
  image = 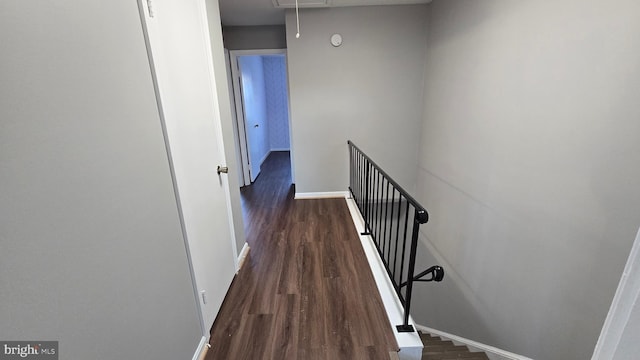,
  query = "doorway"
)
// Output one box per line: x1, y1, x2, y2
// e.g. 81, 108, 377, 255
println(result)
227, 49, 294, 187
